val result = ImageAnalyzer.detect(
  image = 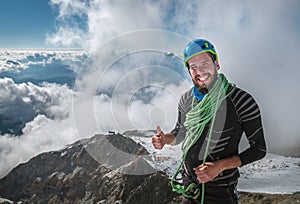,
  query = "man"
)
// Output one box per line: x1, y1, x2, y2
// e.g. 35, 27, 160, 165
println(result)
152, 39, 266, 204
